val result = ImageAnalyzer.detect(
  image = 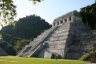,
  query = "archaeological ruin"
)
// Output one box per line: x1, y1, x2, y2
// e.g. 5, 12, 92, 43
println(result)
18, 10, 92, 59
